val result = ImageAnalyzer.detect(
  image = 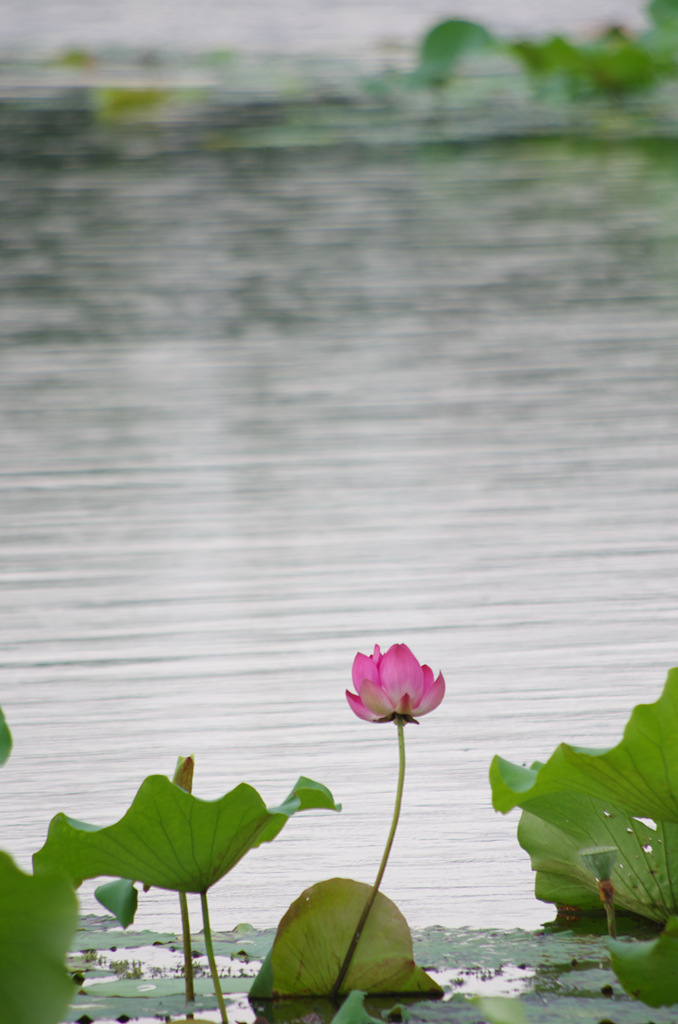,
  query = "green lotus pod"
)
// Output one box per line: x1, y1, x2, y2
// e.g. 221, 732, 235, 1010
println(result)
579, 845, 618, 881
